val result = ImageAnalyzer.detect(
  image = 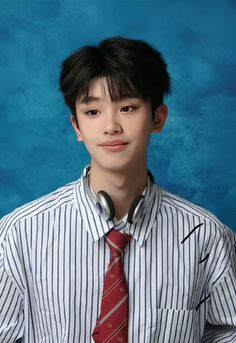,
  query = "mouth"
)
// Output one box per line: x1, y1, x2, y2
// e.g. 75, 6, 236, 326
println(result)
100, 143, 129, 152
